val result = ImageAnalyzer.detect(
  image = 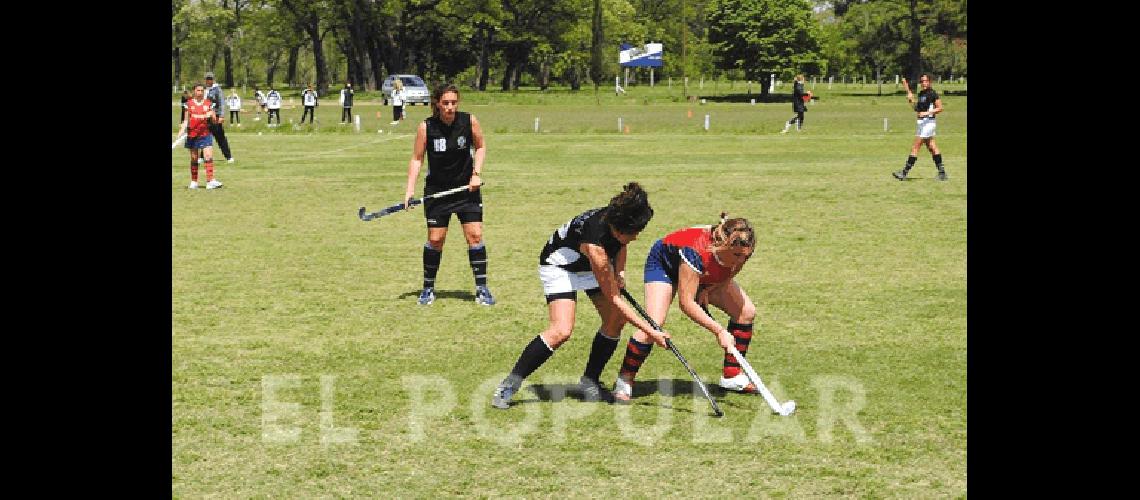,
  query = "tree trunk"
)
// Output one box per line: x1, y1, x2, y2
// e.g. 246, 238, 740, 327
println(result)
367, 37, 386, 90
224, 36, 234, 87
909, 0, 922, 81
590, 0, 603, 88
477, 25, 492, 91
501, 60, 514, 91
173, 47, 182, 89
287, 45, 300, 86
